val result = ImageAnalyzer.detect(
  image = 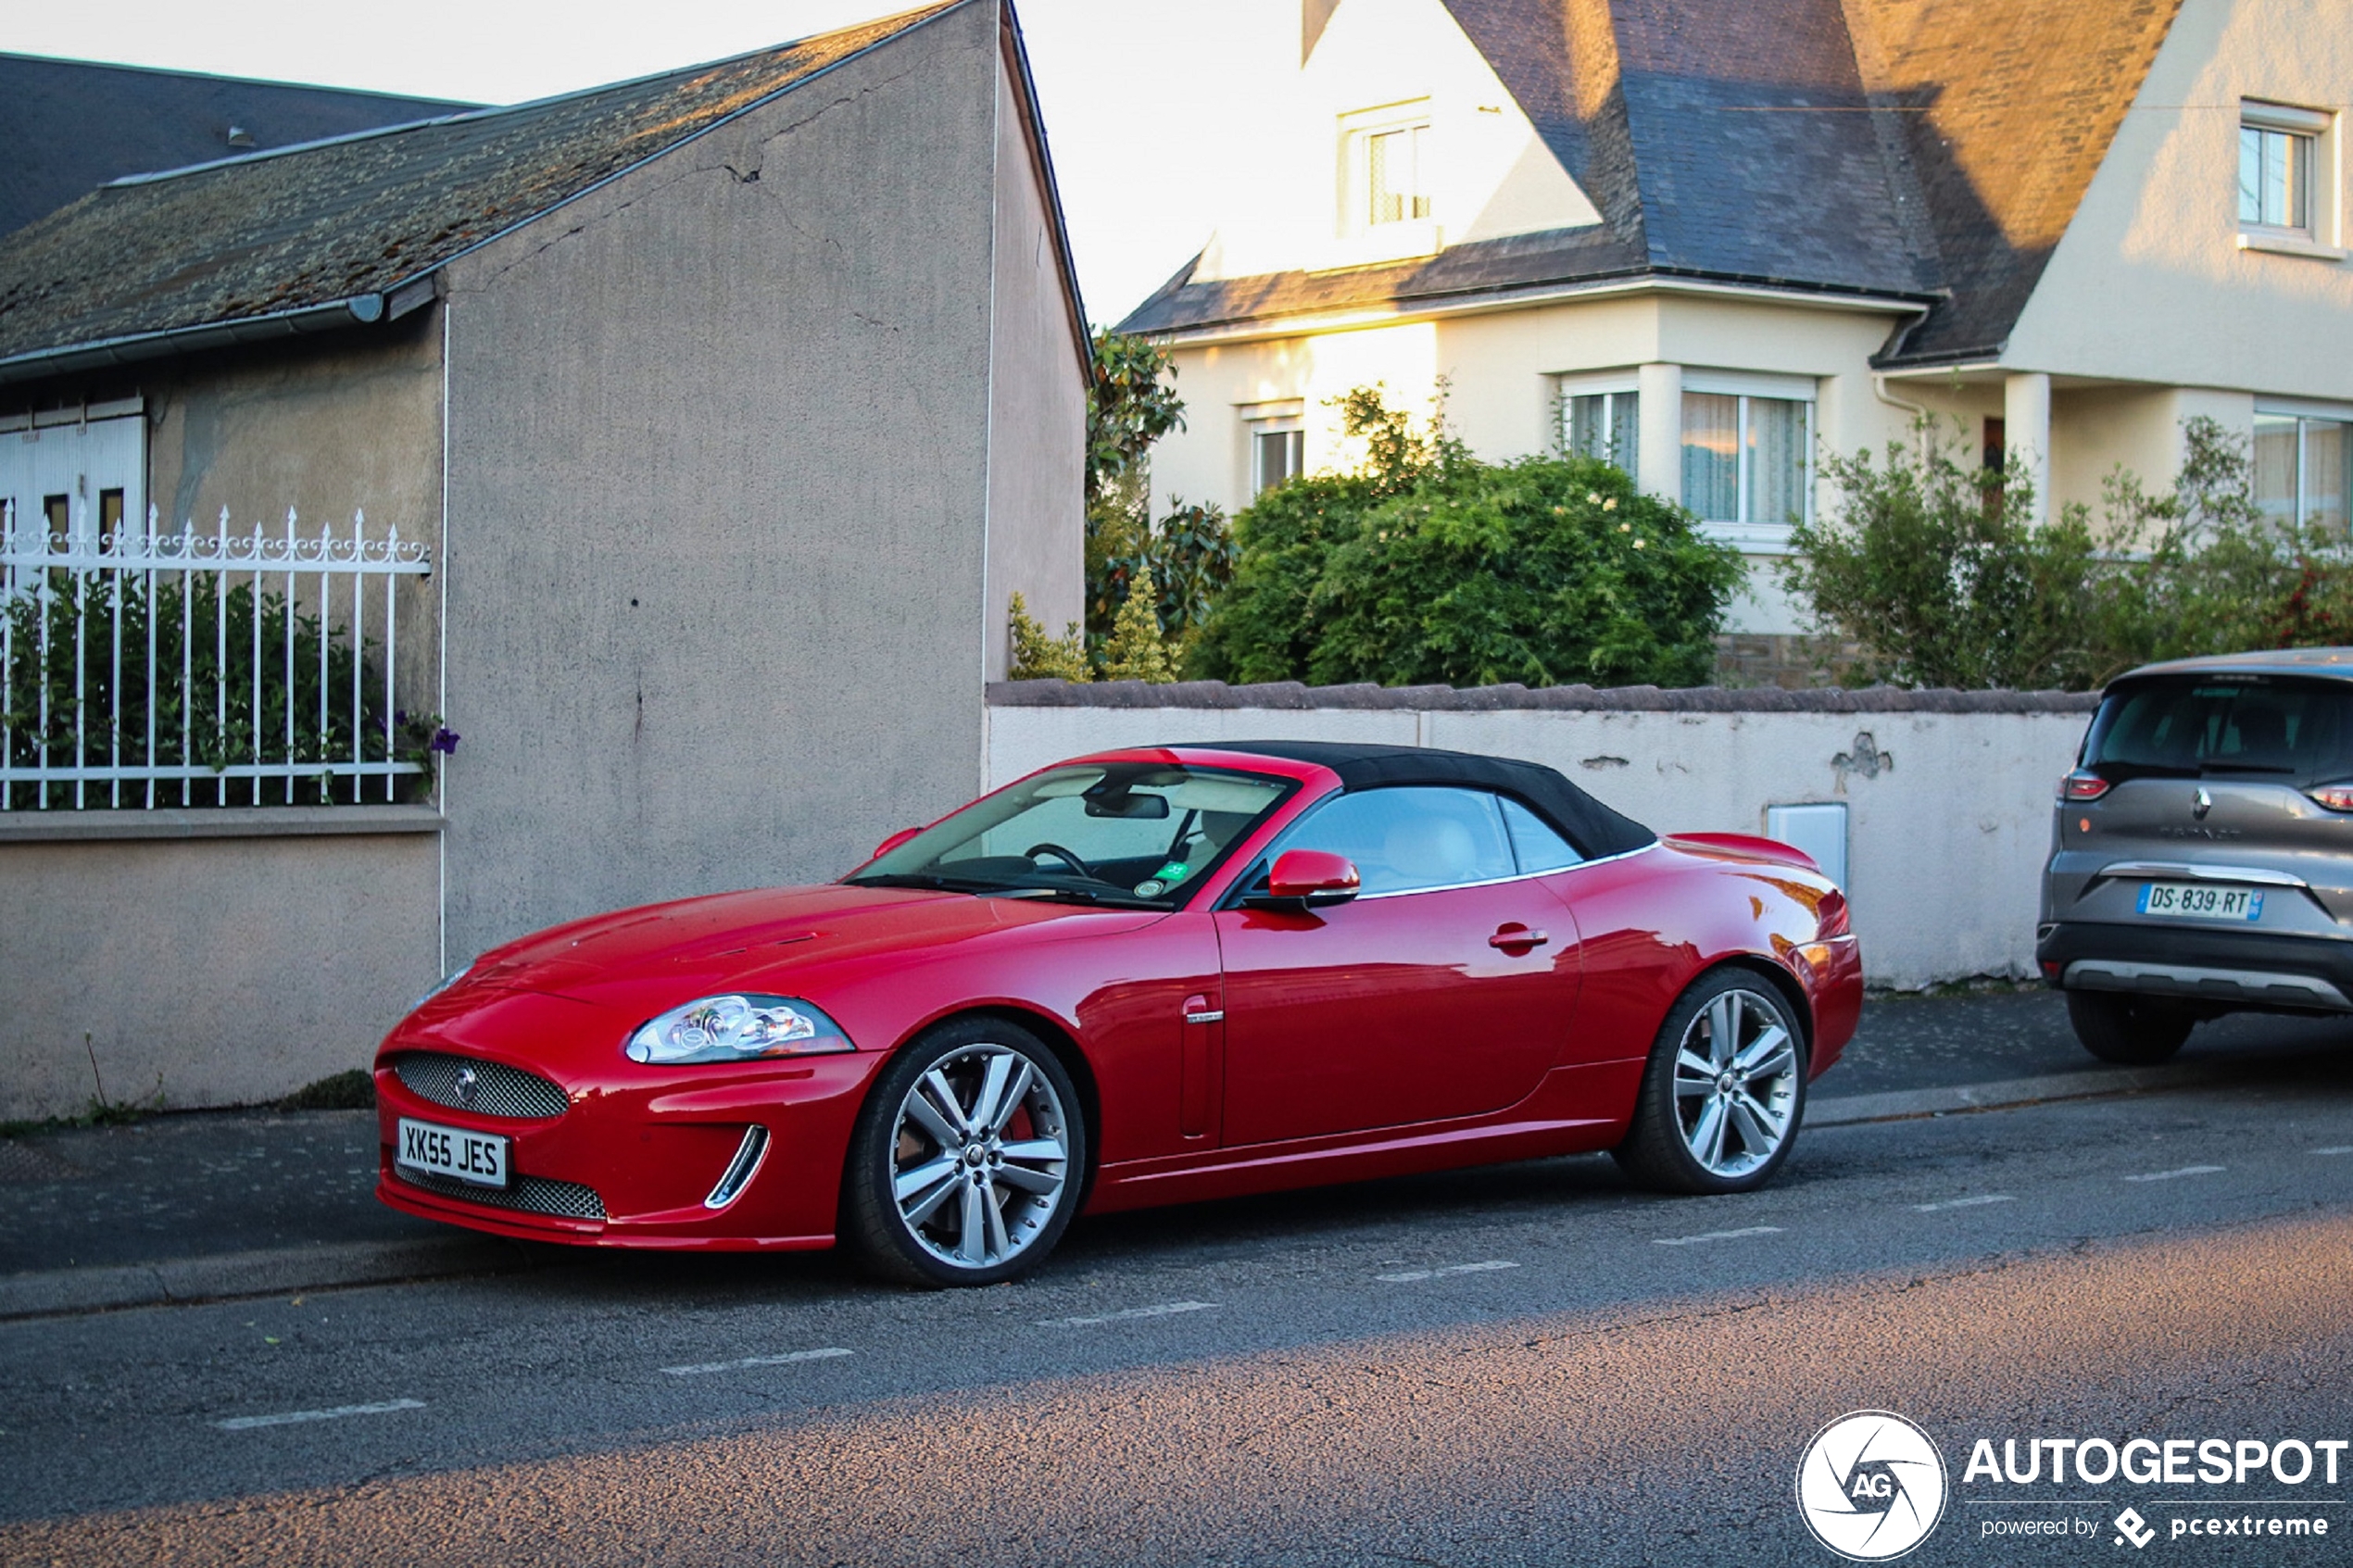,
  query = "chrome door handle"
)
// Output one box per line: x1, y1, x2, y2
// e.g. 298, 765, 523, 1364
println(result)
1489, 928, 1549, 950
